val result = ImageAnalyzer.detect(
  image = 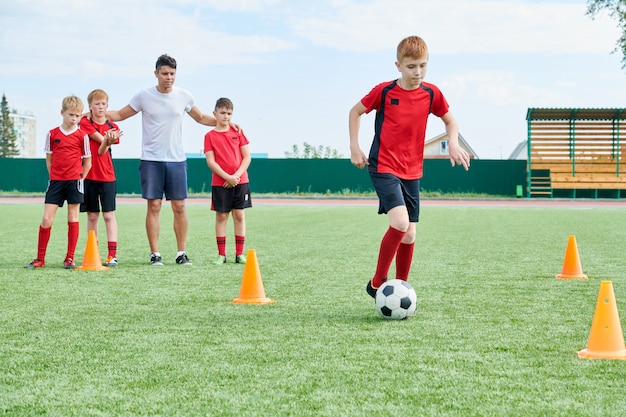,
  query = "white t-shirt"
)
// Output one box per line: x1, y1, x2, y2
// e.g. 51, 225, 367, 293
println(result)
129, 86, 195, 162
